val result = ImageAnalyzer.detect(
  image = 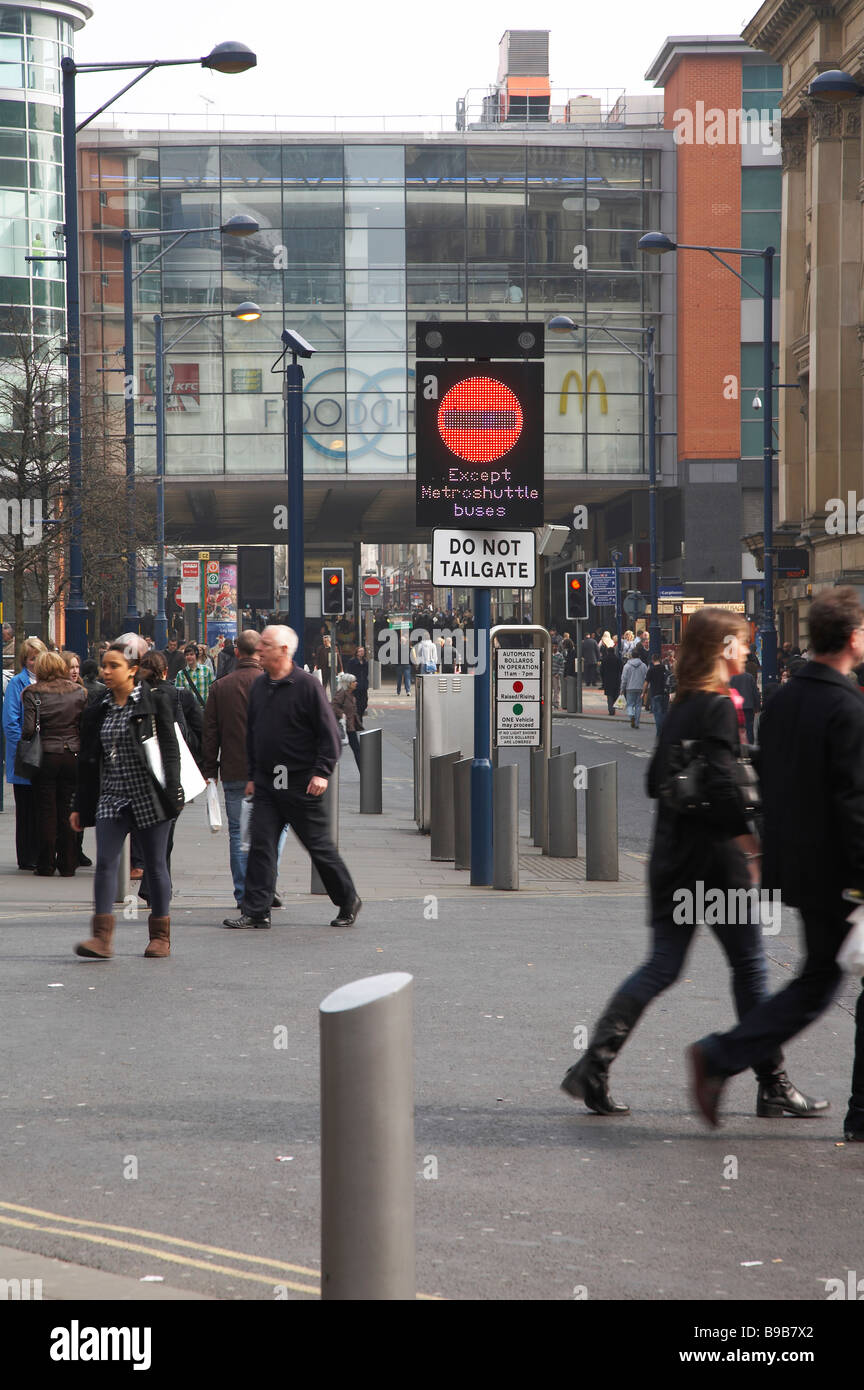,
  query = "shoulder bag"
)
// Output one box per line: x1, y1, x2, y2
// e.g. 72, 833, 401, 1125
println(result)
181, 666, 206, 708
143, 714, 207, 802
14, 693, 43, 778
658, 695, 760, 818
